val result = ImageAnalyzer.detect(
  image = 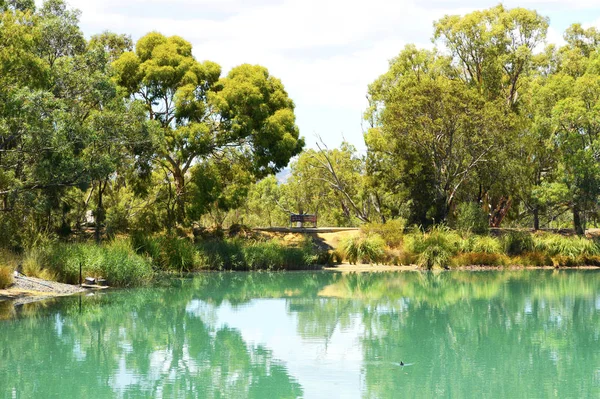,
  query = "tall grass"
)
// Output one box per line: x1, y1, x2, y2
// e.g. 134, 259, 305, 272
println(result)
0, 249, 19, 288
533, 234, 600, 258
341, 234, 386, 264
132, 233, 201, 272
502, 231, 534, 256
404, 226, 461, 269
0, 266, 13, 289
24, 241, 153, 287
360, 219, 405, 248
197, 238, 319, 270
